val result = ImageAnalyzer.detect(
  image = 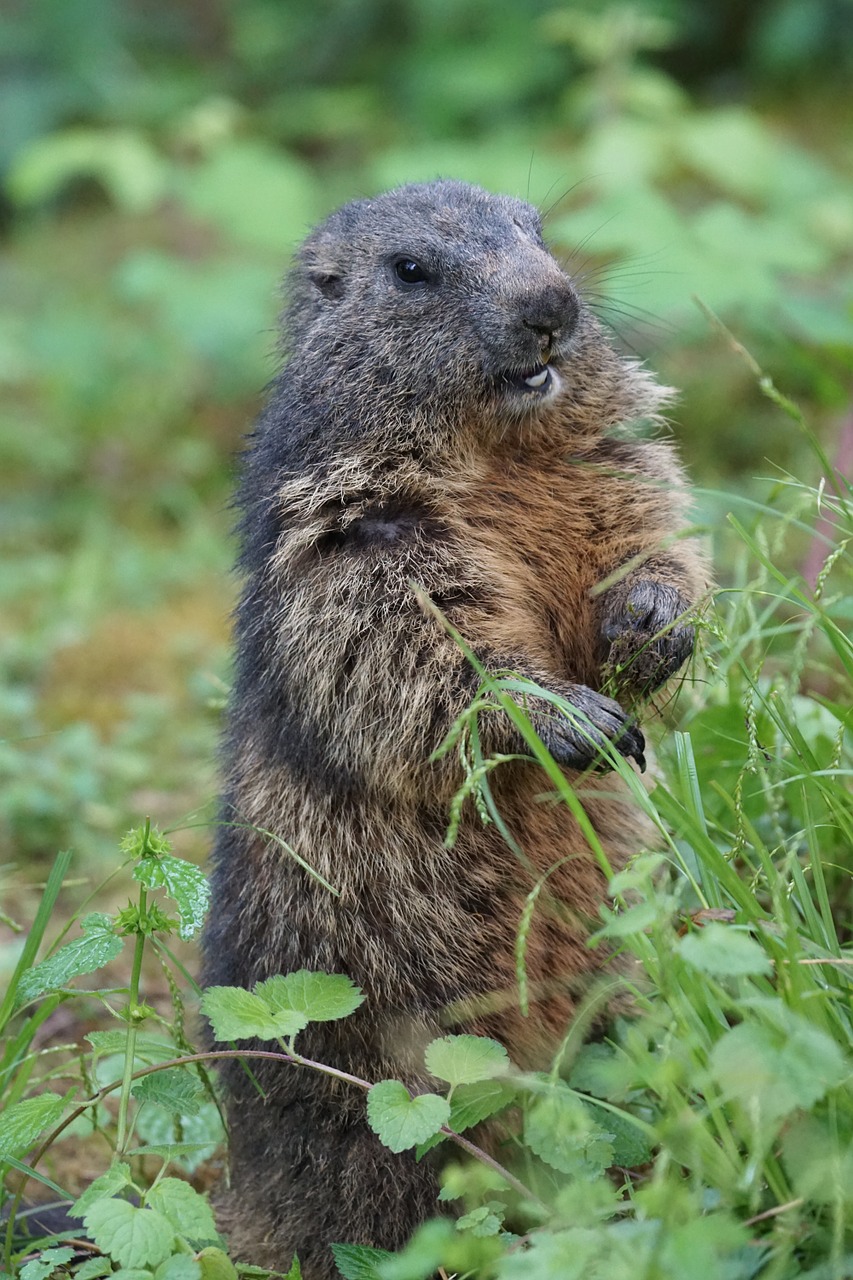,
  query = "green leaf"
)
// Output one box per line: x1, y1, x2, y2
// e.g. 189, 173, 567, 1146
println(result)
133, 1100, 225, 1175
255, 971, 364, 1023
71, 1162, 135, 1218
83, 1200, 175, 1270
524, 1082, 613, 1178
132, 1068, 203, 1117
678, 923, 772, 977
417, 1078, 517, 1156
153, 1257, 201, 1280
366, 1081, 450, 1153
568, 1043, 632, 1103
121, 826, 173, 861
197, 1249, 239, 1280
281, 1257, 302, 1280
0, 1092, 65, 1160
456, 1204, 504, 1237
447, 1078, 516, 1131
74, 1259, 114, 1280
330, 1243, 394, 1280
597, 899, 660, 938
200, 986, 307, 1041
16, 913, 124, 1004
424, 1035, 509, 1087
781, 1115, 853, 1206
709, 1017, 848, 1123
581, 1101, 652, 1168
146, 1179, 218, 1245
134, 854, 210, 941
20, 1247, 76, 1280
